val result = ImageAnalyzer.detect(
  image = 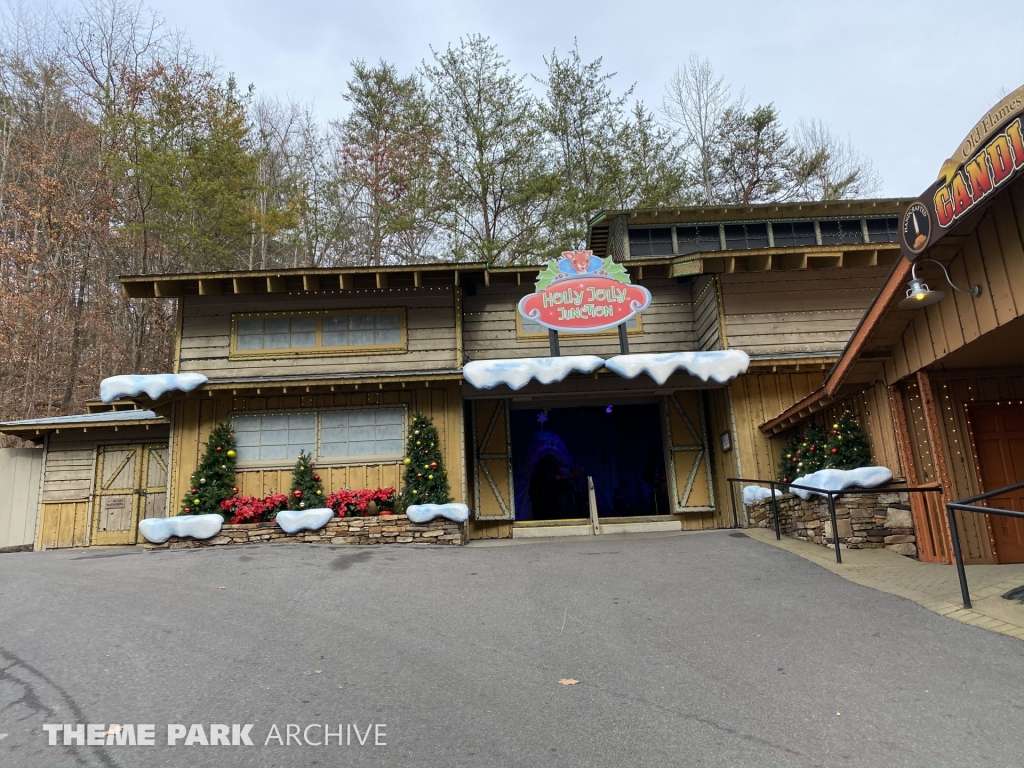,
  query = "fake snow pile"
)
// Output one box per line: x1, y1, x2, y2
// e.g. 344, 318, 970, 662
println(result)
605, 350, 750, 385
276, 508, 334, 533
742, 486, 783, 503
788, 466, 893, 500
405, 503, 470, 524
101, 373, 208, 403
139, 514, 223, 543
463, 356, 605, 390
